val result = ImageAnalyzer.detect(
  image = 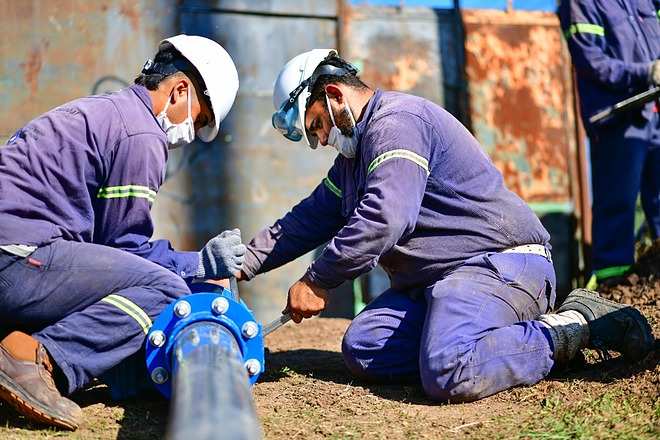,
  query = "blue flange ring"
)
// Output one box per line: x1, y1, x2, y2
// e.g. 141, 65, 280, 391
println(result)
144, 288, 265, 398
